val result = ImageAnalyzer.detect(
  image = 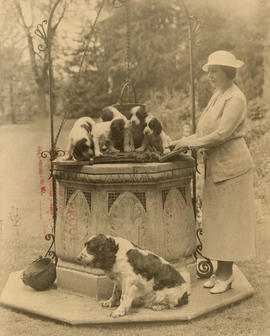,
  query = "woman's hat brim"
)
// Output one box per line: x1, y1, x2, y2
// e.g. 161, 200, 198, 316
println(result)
202, 60, 244, 72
